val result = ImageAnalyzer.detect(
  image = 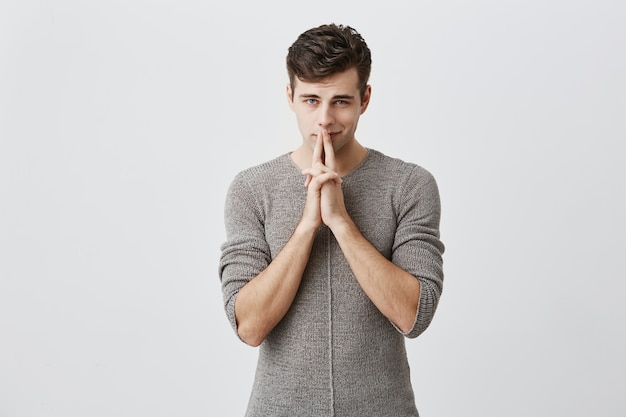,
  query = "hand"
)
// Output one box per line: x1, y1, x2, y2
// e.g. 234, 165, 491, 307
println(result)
301, 130, 348, 229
